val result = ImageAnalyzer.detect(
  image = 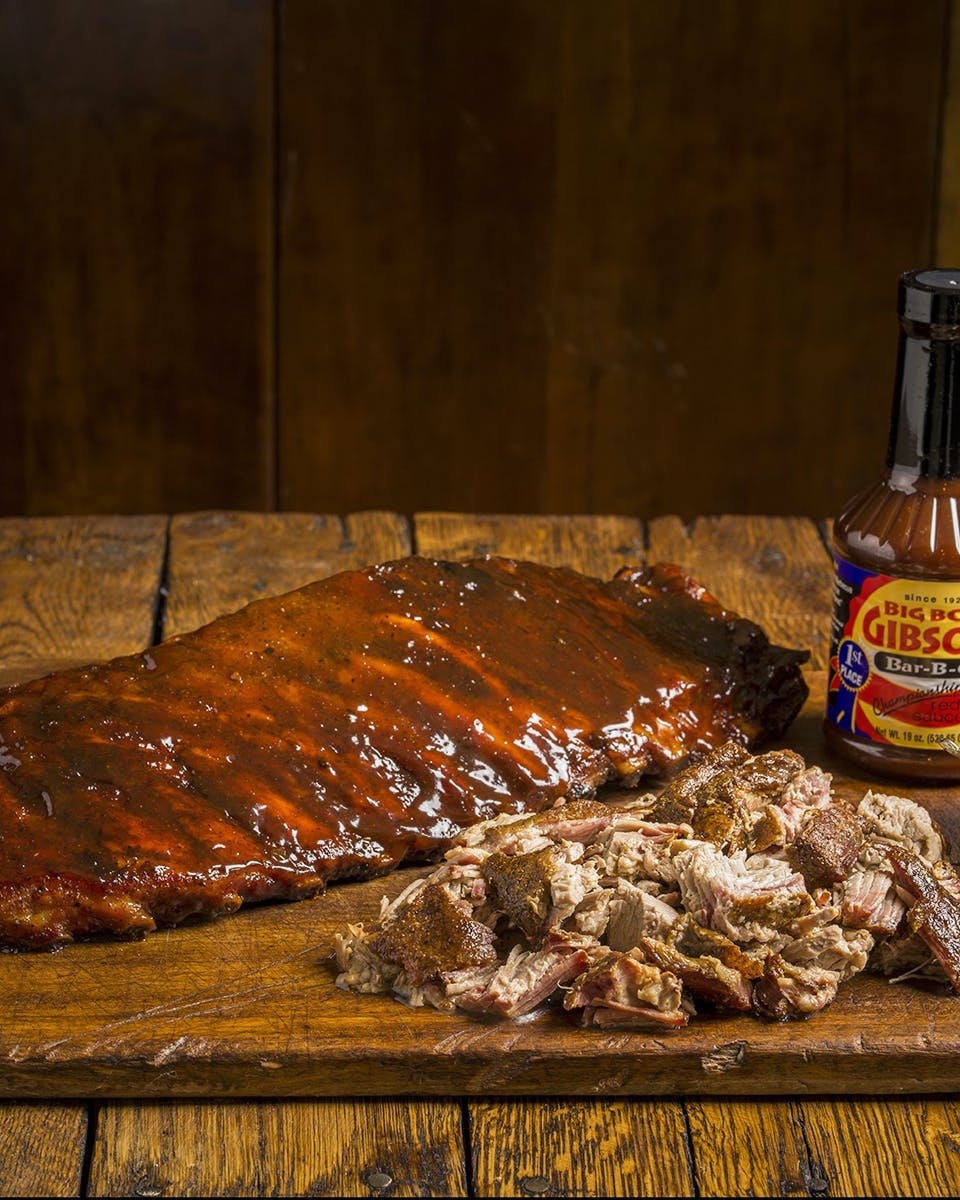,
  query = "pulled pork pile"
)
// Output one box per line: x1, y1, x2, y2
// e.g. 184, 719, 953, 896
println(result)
334, 743, 960, 1027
